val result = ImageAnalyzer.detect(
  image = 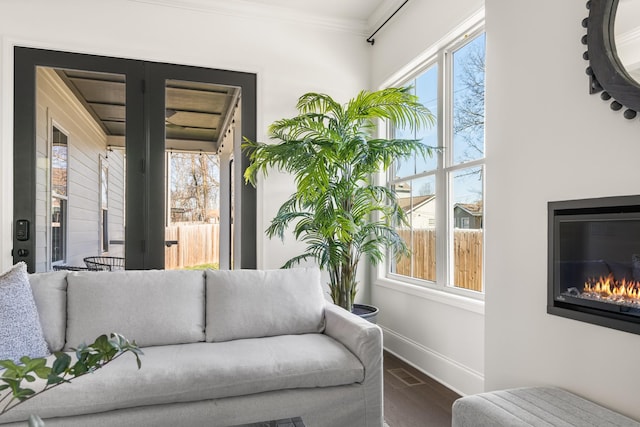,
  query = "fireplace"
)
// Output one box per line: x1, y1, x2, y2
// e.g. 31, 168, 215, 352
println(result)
548, 195, 640, 334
